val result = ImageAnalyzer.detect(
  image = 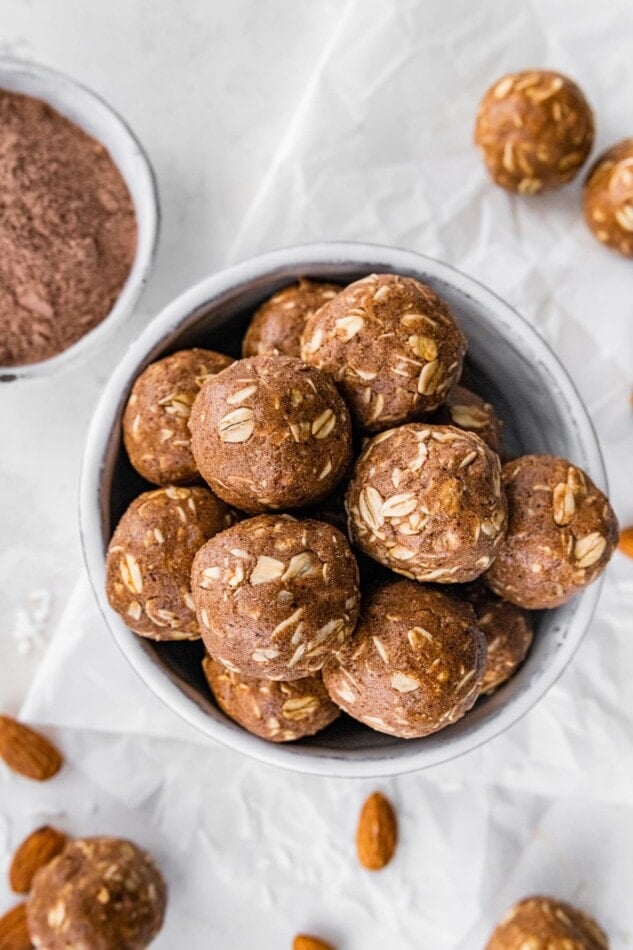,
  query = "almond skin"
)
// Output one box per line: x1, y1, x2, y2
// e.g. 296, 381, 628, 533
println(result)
9, 826, 68, 894
356, 791, 398, 871
0, 716, 62, 781
618, 526, 633, 558
293, 936, 335, 950
0, 902, 32, 950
